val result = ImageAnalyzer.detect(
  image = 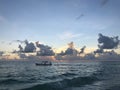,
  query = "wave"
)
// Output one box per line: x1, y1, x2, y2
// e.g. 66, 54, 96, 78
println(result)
0, 79, 26, 84
106, 85, 120, 90
47, 72, 77, 80
21, 75, 99, 90
61, 72, 77, 76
